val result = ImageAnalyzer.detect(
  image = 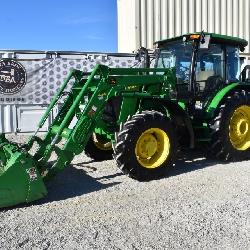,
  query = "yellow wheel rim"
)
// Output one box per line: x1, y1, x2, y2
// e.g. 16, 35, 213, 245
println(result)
229, 105, 250, 150
93, 133, 112, 151
135, 128, 170, 169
